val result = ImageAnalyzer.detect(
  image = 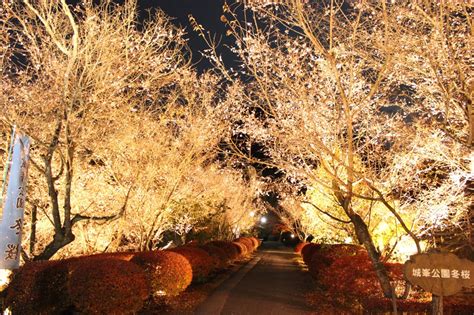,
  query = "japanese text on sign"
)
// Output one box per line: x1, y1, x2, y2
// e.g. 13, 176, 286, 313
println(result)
412, 268, 470, 279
